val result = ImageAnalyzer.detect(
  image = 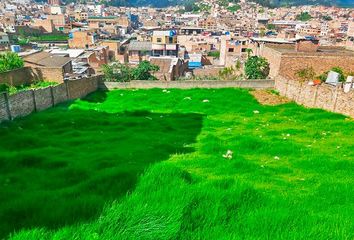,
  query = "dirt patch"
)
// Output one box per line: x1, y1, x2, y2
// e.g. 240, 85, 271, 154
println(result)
251, 90, 290, 106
